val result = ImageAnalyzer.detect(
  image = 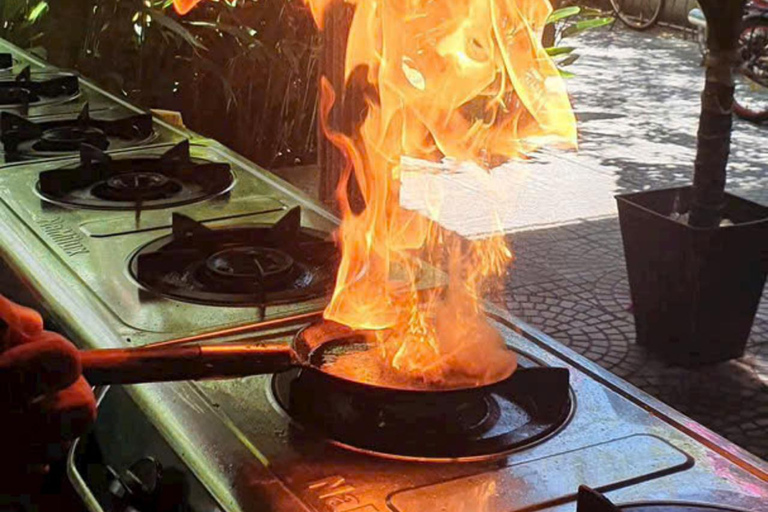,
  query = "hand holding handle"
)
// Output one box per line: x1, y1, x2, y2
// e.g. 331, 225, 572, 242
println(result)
80, 343, 298, 385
